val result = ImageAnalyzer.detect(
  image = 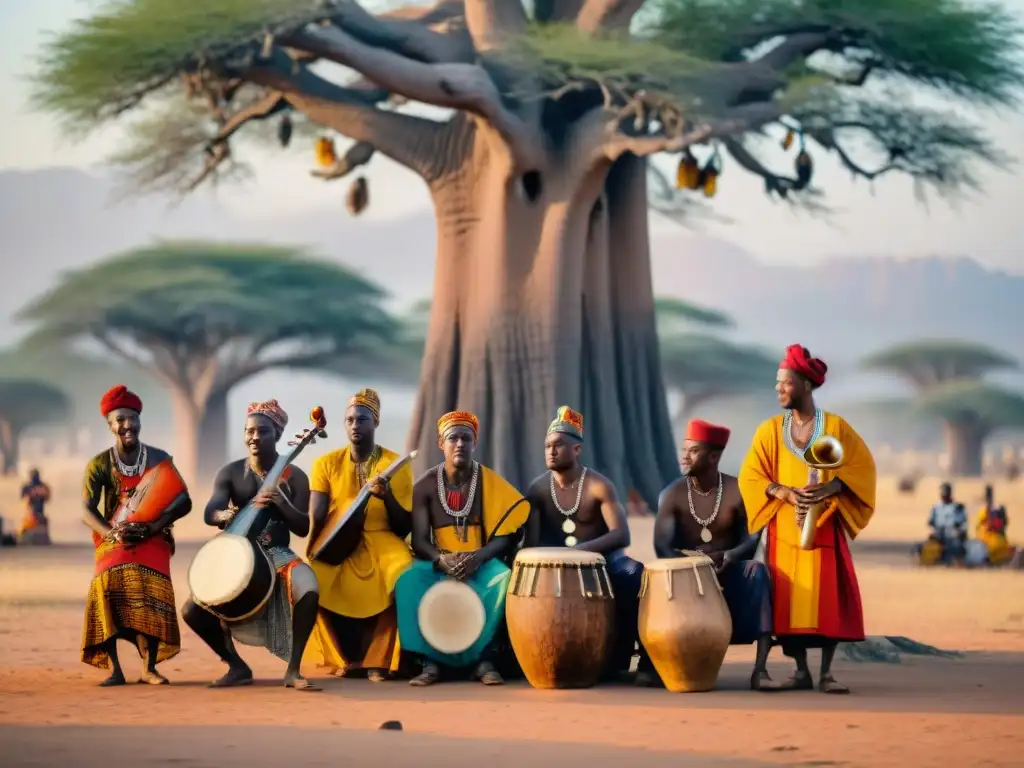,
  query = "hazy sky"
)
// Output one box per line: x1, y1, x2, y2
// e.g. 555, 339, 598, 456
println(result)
4, 0, 1024, 273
